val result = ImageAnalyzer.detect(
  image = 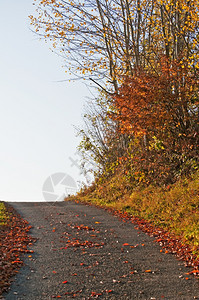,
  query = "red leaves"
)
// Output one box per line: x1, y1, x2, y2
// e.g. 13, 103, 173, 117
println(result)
64, 289, 83, 297
62, 280, 68, 284
11, 260, 23, 264
113, 70, 171, 136
105, 289, 113, 294
102, 206, 199, 277
64, 238, 104, 249
89, 290, 112, 298
186, 270, 199, 275
123, 242, 145, 247
0, 202, 35, 296
91, 291, 102, 297
71, 224, 95, 231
